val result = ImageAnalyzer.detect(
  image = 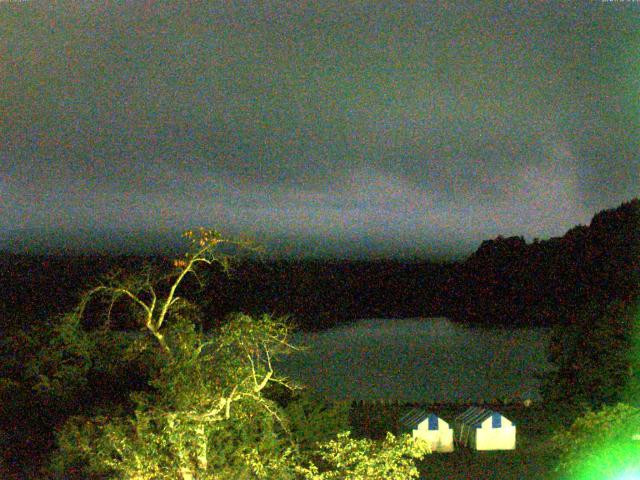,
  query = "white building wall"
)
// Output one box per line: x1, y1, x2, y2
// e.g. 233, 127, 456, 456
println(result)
412, 417, 454, 452
413, 426, 454, 452
475, 426, 516, 450
455, 411, 516, 450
